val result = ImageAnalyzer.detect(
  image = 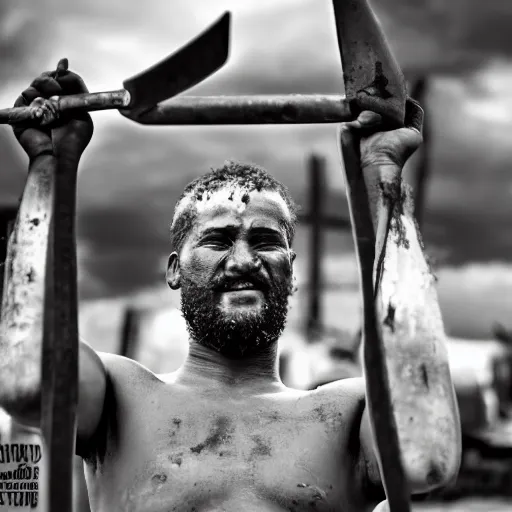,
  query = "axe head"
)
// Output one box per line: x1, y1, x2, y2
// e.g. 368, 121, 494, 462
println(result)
123, 12, 231, 112
332, 0, 407, 127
